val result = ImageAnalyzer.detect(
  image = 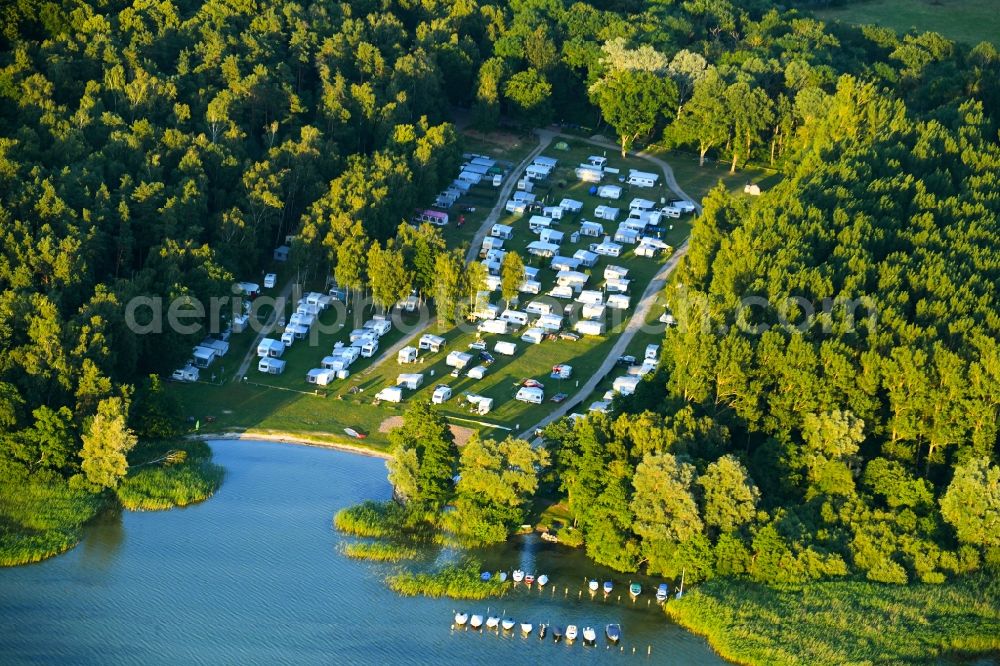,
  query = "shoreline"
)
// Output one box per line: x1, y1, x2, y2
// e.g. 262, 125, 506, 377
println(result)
188, 430, 392, 460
